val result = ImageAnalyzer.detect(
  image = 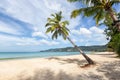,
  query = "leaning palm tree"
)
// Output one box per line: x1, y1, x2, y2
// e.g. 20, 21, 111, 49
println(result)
67, 0, 120, 31
45, 11, 94, 64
